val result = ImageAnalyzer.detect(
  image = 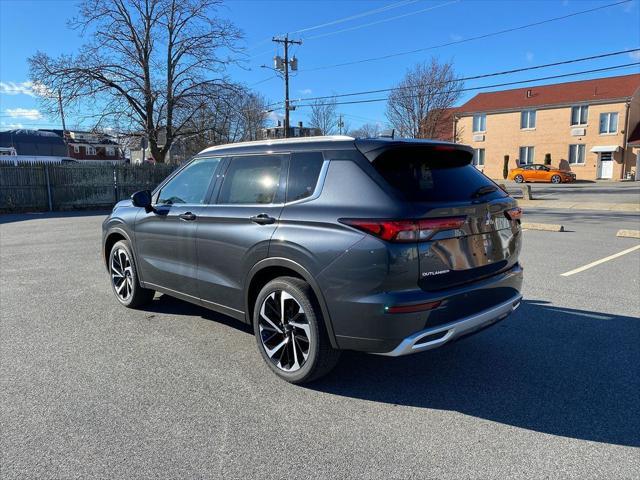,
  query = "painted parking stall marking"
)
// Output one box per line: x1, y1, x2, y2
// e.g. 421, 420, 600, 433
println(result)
560, 245, 640, 277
